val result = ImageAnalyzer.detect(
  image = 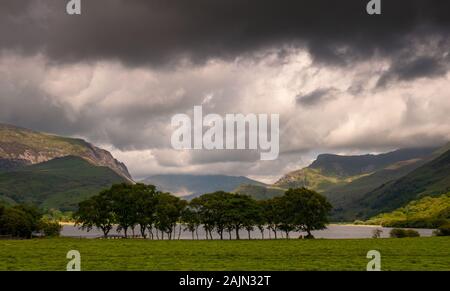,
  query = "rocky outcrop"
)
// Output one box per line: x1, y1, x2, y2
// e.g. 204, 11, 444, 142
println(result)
0, 123, 132, 181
